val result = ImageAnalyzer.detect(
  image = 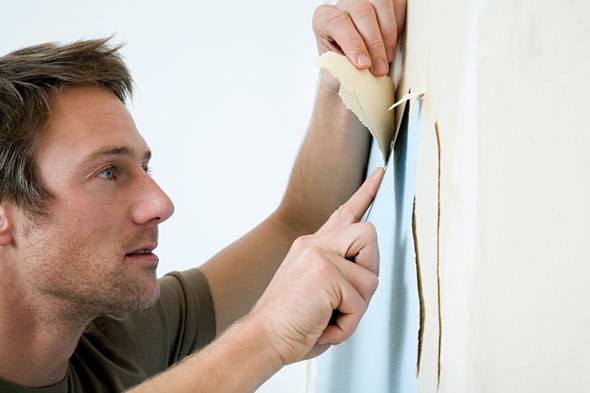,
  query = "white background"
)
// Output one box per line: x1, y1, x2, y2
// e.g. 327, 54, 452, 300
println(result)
1, 1, 323, 391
